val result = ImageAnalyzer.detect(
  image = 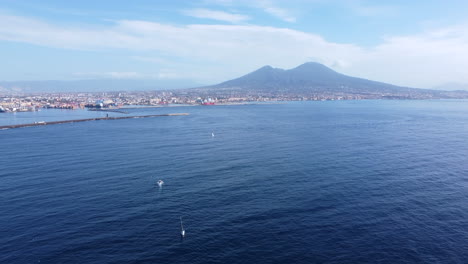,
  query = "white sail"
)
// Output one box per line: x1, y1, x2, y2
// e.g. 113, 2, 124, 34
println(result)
157, 180, 164, 187
180, 217, 185, 237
